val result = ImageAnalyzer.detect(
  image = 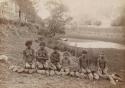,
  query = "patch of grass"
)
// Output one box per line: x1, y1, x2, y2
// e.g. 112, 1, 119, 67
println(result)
66, 27, 125, 44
